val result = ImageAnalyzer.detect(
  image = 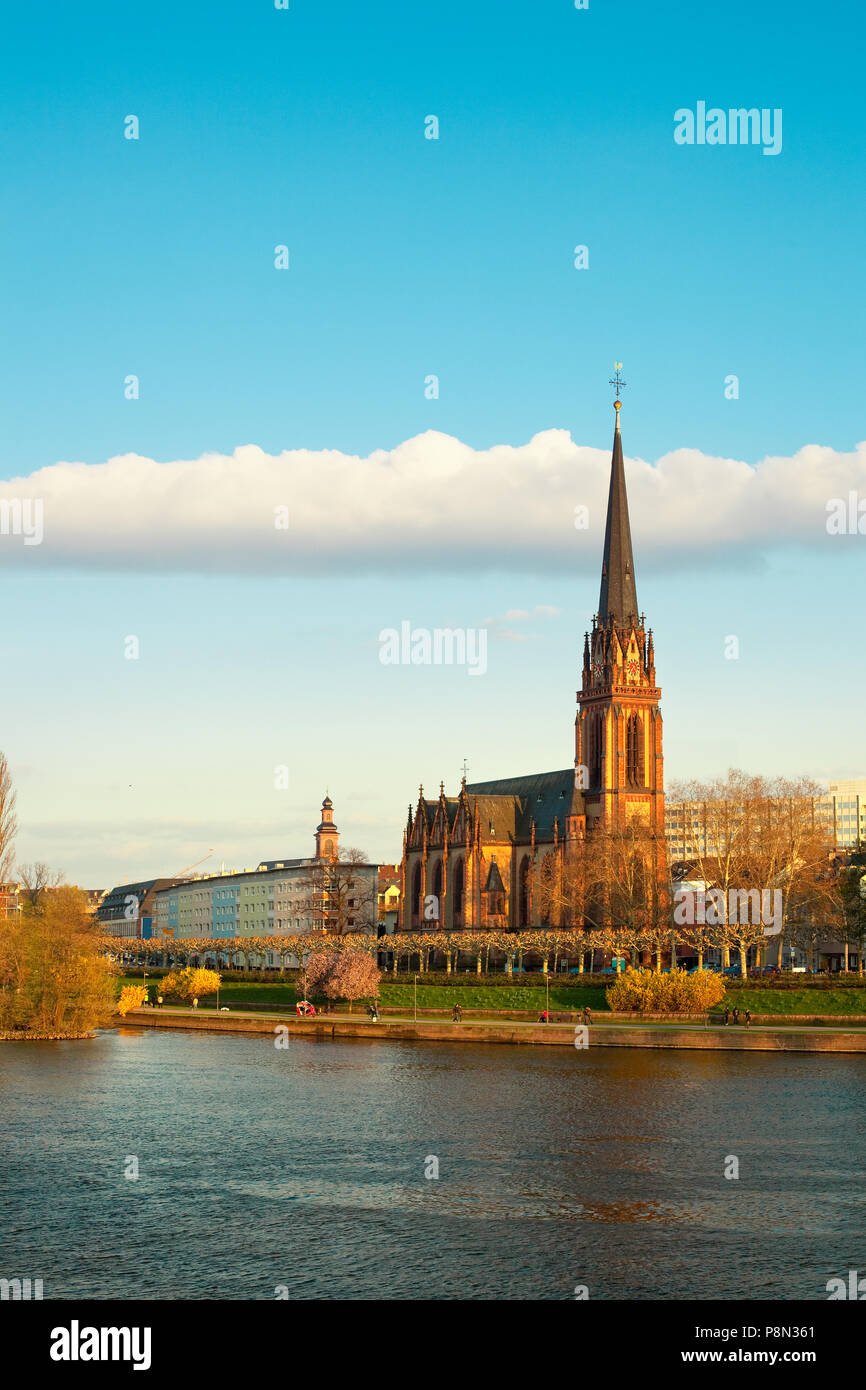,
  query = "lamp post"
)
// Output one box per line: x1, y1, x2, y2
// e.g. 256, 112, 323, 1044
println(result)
545, 969, 550, 1017
414, 972, 418, 1022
